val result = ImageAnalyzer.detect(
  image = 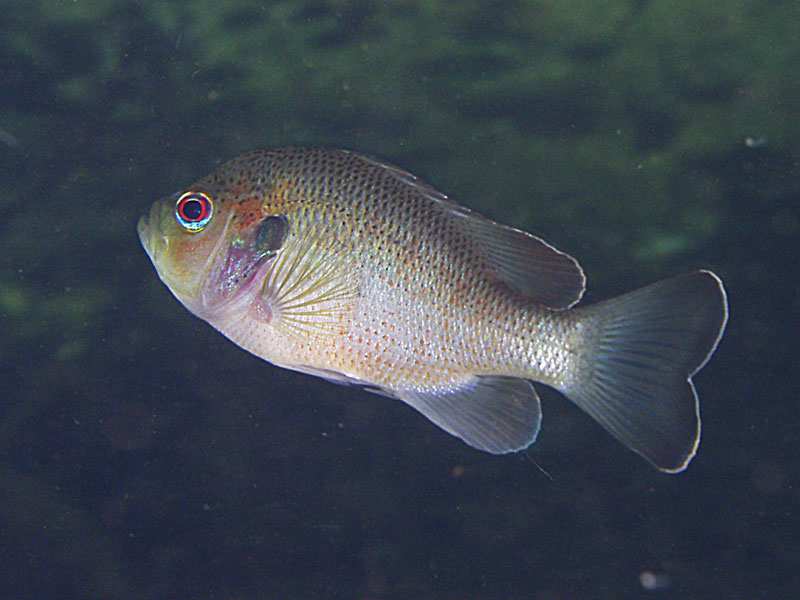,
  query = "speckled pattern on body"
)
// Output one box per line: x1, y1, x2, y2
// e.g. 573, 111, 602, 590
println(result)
139, 147, 727, 472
